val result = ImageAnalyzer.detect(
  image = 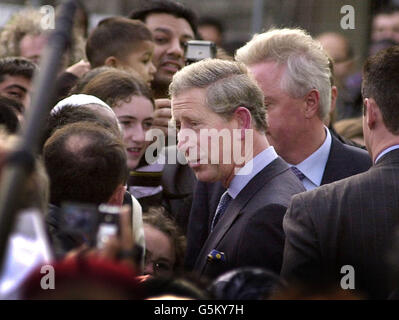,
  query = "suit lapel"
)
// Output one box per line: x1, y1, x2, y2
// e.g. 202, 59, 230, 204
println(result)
321, 134, 345, 185
194, 157, 289, 274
